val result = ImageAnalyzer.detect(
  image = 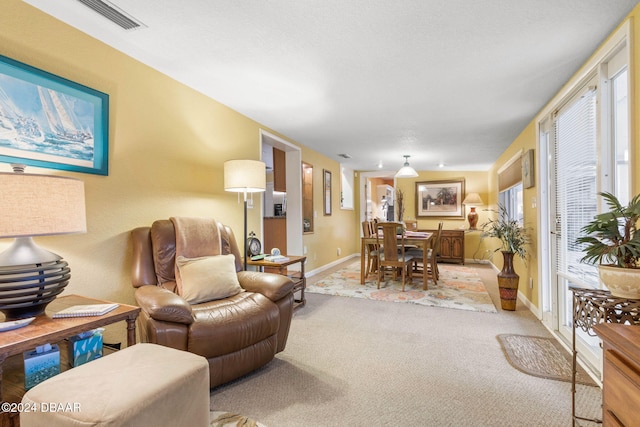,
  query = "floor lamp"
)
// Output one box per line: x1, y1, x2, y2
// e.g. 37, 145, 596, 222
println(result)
0, 165, 86, 320
224, 160, 266, 270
